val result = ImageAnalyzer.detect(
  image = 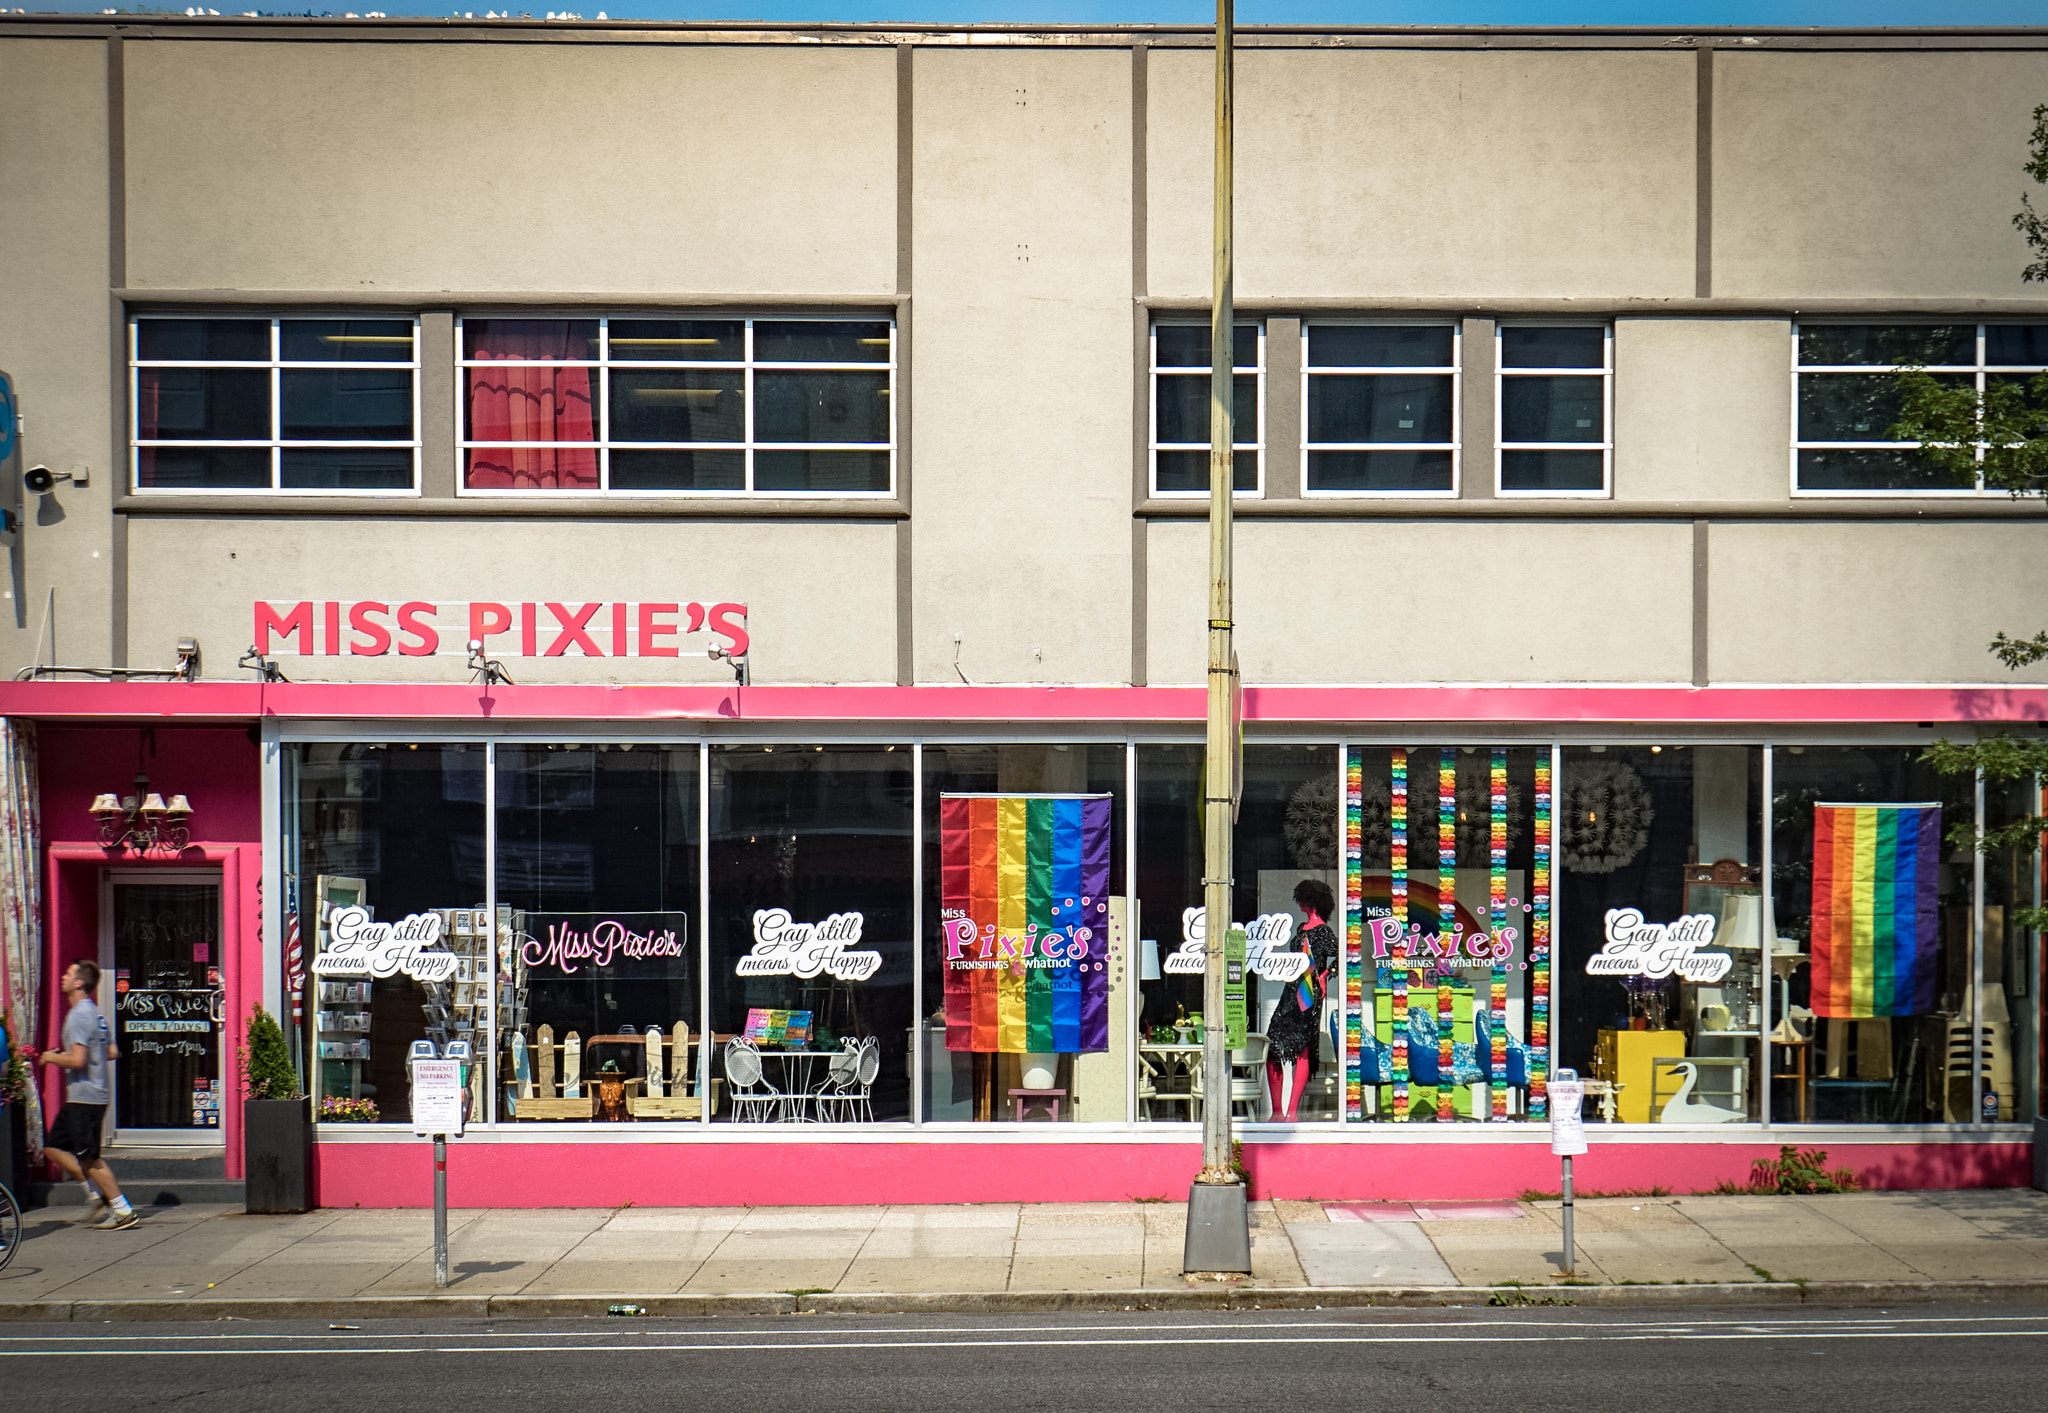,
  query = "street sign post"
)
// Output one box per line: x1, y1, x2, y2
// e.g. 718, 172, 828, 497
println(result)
1550, 1067, 1587, 1277
411, 1042, 465, 1289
